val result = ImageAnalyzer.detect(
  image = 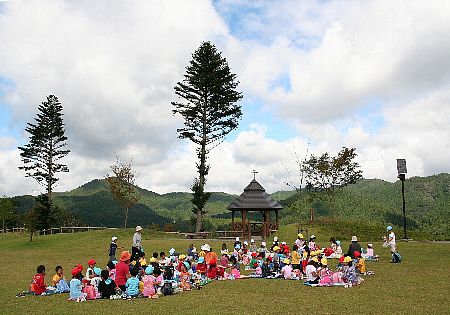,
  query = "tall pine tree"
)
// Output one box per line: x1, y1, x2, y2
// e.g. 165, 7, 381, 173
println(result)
172, 41, 243, 232
18, 95, 70, 229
